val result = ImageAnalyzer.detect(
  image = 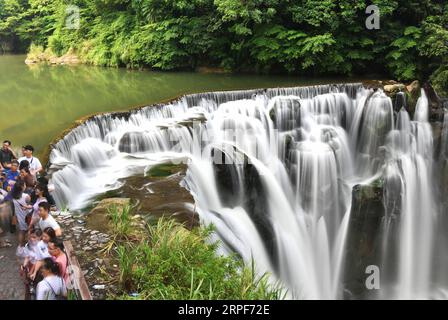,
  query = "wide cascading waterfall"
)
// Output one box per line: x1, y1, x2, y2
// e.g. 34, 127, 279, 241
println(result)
380, 90, 436, 299
48, 83, 447, 299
